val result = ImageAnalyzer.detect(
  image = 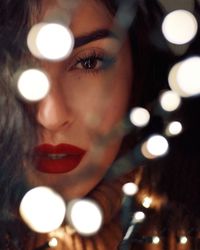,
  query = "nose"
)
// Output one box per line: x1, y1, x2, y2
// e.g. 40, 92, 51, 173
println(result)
36, 86, 73, 132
